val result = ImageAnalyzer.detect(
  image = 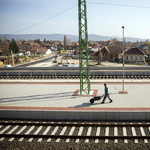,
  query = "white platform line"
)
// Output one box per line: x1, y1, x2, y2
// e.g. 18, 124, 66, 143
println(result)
85, 127, 92, 143
9, 126, 27, 142
47, 126, 59, 143
0, 125, 2, 129
37, 126, 51, 142
0, 125, 11, 141
28, 126, 43, 142
65, 127, 75, 143
114, 127, 118, 143
56, 126, 67, 142
95, 127, 100, 143
18, 126, 35, 142
123, 127, 128, 143
140, 127, 148, 143
105, 127, 109, 143
75, 127, 83, 143
131, 127, 138, 143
